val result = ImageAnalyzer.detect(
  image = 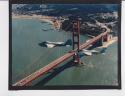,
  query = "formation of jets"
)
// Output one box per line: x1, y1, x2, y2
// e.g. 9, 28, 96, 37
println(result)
39, 39, 106, 56
39, 34, 106, 55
